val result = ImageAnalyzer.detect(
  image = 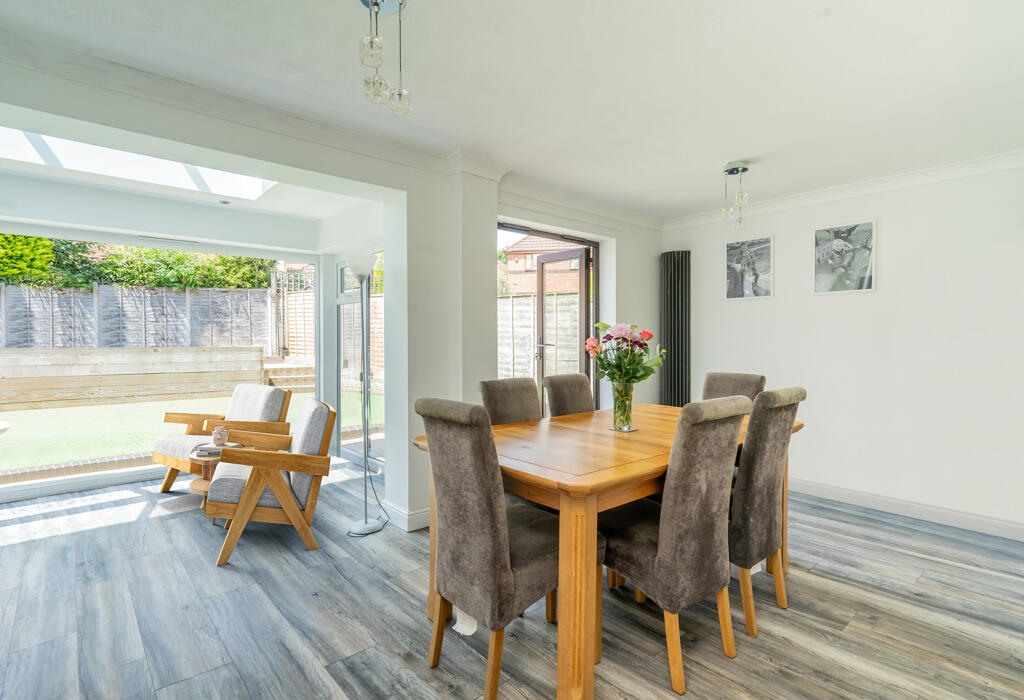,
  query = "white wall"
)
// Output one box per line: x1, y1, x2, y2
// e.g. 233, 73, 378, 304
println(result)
663, 157, 1024, 537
